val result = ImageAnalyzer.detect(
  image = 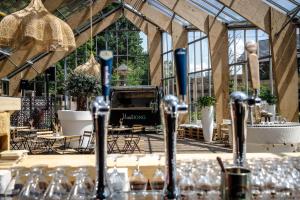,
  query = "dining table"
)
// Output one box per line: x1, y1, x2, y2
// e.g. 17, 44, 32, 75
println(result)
108, 126, 133, 153
37, 134, 65, 153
